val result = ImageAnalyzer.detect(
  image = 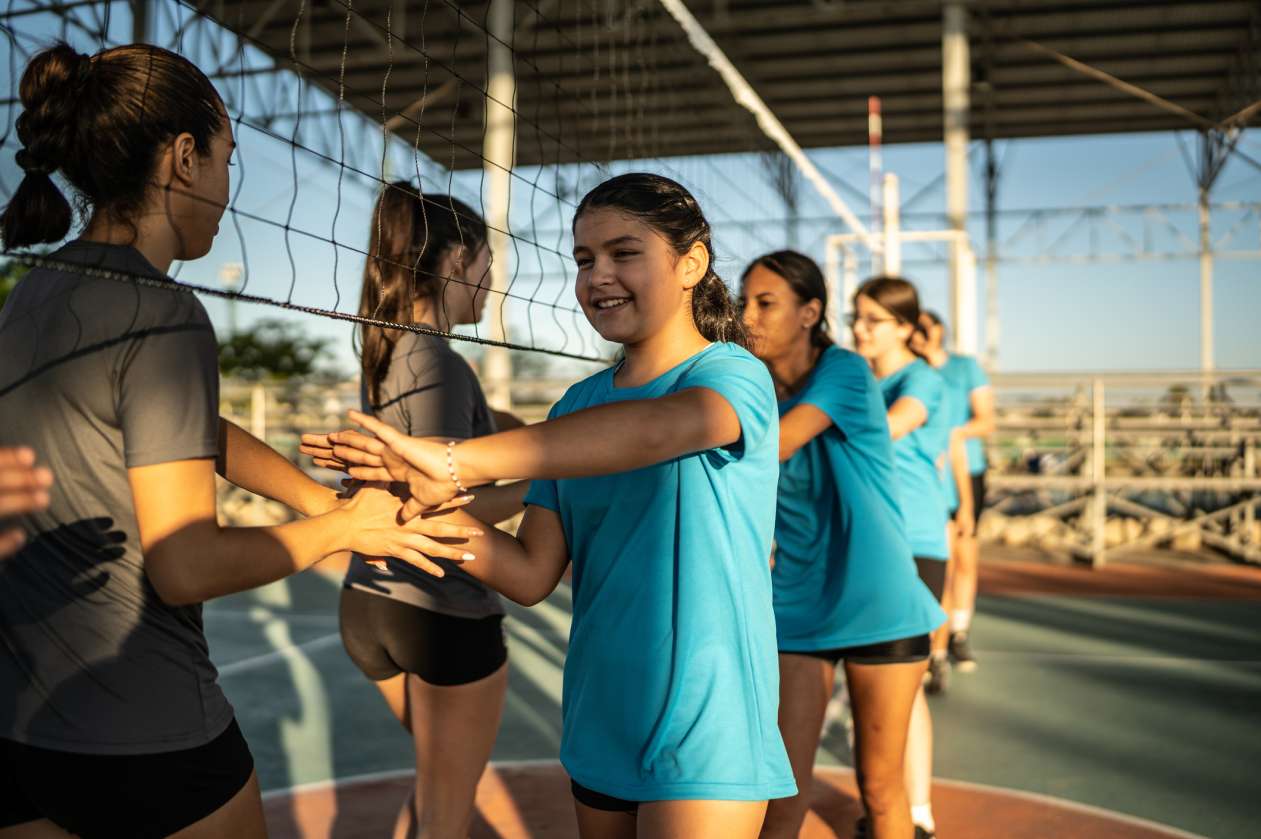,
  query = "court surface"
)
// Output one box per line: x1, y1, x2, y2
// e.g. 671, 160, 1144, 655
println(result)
205, 549, 1261, 838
